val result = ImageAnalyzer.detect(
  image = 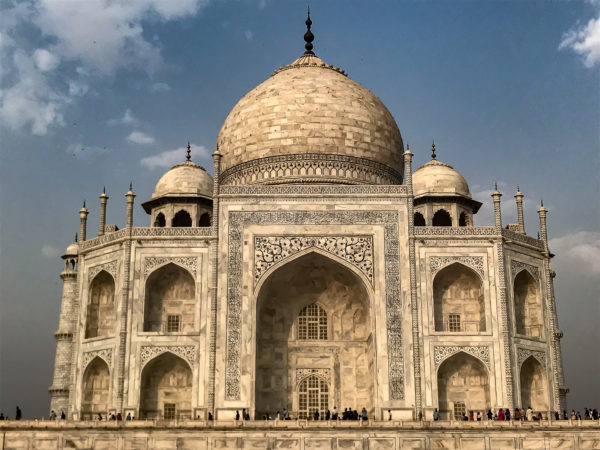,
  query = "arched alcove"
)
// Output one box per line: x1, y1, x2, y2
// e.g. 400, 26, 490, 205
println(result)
81, 357, 110, 419
199, 213, 211, 227
143, 263, 195, 332
434, 263, 485, 332
414, 212, 426, 226
255, 252, 374, 419
298, 374, 329, 419
154, 212, 166, 227
432, 209, 452, 226
139, 353, 192, 419
437, 352, 490, 420
520, 357, 548, 412
85, 271, 116, 339
514, 271, 543, 338
459, 212, 468, 227
172, 210, 192, 227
